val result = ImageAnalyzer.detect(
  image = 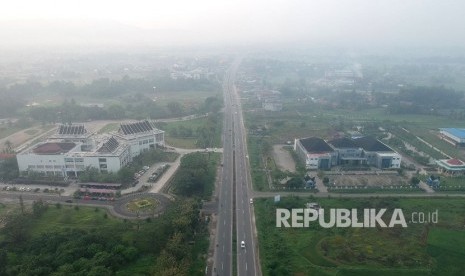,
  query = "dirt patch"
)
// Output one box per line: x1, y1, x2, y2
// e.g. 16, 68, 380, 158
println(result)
272, 145, 296, 172
0, 126, 55, 151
